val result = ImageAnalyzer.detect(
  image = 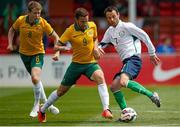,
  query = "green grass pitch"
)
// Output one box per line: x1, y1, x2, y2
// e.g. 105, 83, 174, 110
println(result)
0, 85, 180, 126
